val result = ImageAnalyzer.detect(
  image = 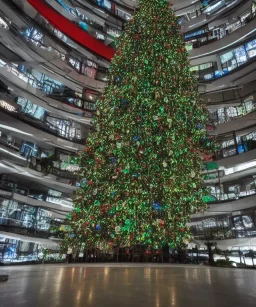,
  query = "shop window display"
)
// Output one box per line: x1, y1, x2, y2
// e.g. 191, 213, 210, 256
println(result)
233, 215, 254, 230
46, 116, 82, 140
234, 45, 248, 66
0, 198, 52, 231
97, 0, 111, 10
17, 97, 46, 121
220, 51, 237, 72
245, 39, 256, 58
244, 96, 255, 112
68, 56, 98, 79
184, 29, 205, 40
36, 208, 51, 231
213, 95, 256, 124
115, 8, 131, 20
